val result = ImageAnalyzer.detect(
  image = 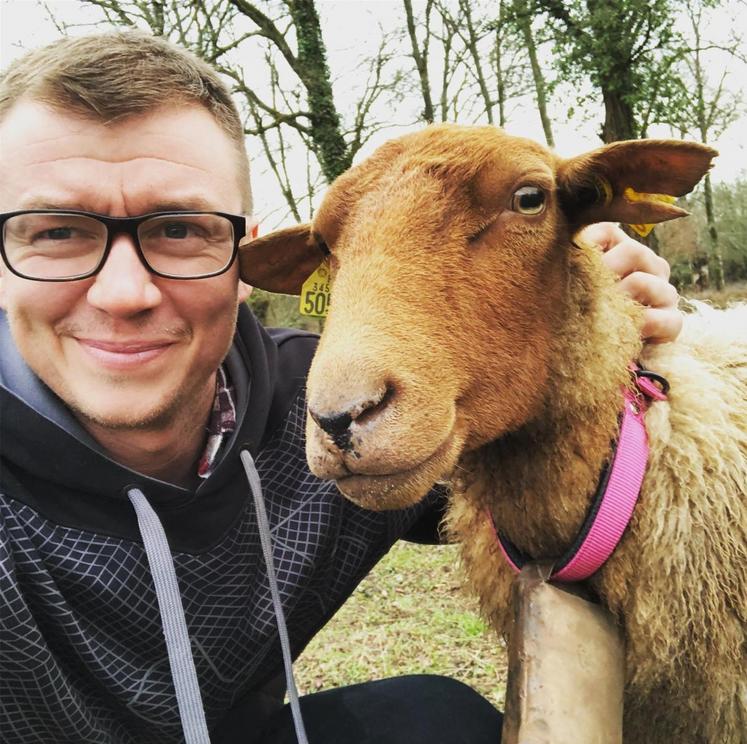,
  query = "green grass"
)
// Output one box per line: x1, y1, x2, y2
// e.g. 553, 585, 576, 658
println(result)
294, 542, 507, 709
